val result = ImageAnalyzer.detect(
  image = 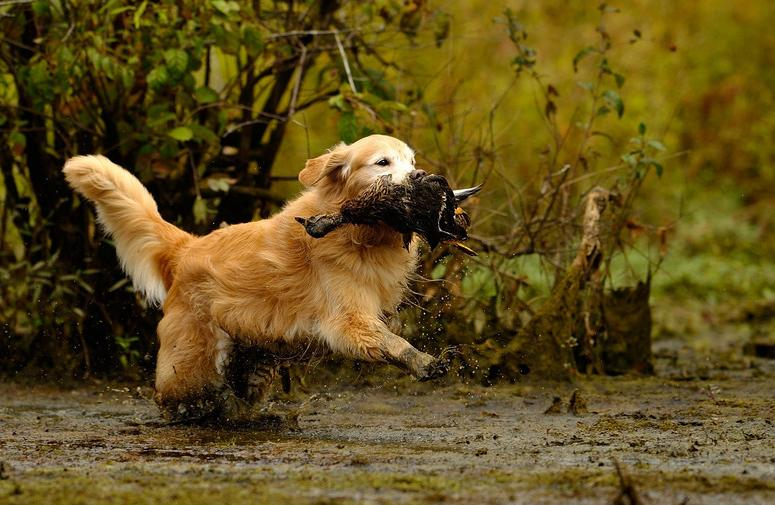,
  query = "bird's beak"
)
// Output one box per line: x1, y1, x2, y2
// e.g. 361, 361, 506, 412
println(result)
453, 185, 482, 204
449, 240, 477, 256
